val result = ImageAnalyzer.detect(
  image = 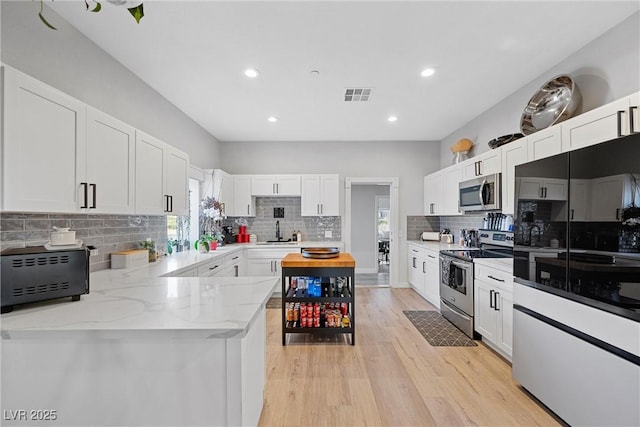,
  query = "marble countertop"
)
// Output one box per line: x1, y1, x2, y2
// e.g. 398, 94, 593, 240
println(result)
0, 242, 335, 338
406, 240, 464, 252
474, 257, 514, 273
